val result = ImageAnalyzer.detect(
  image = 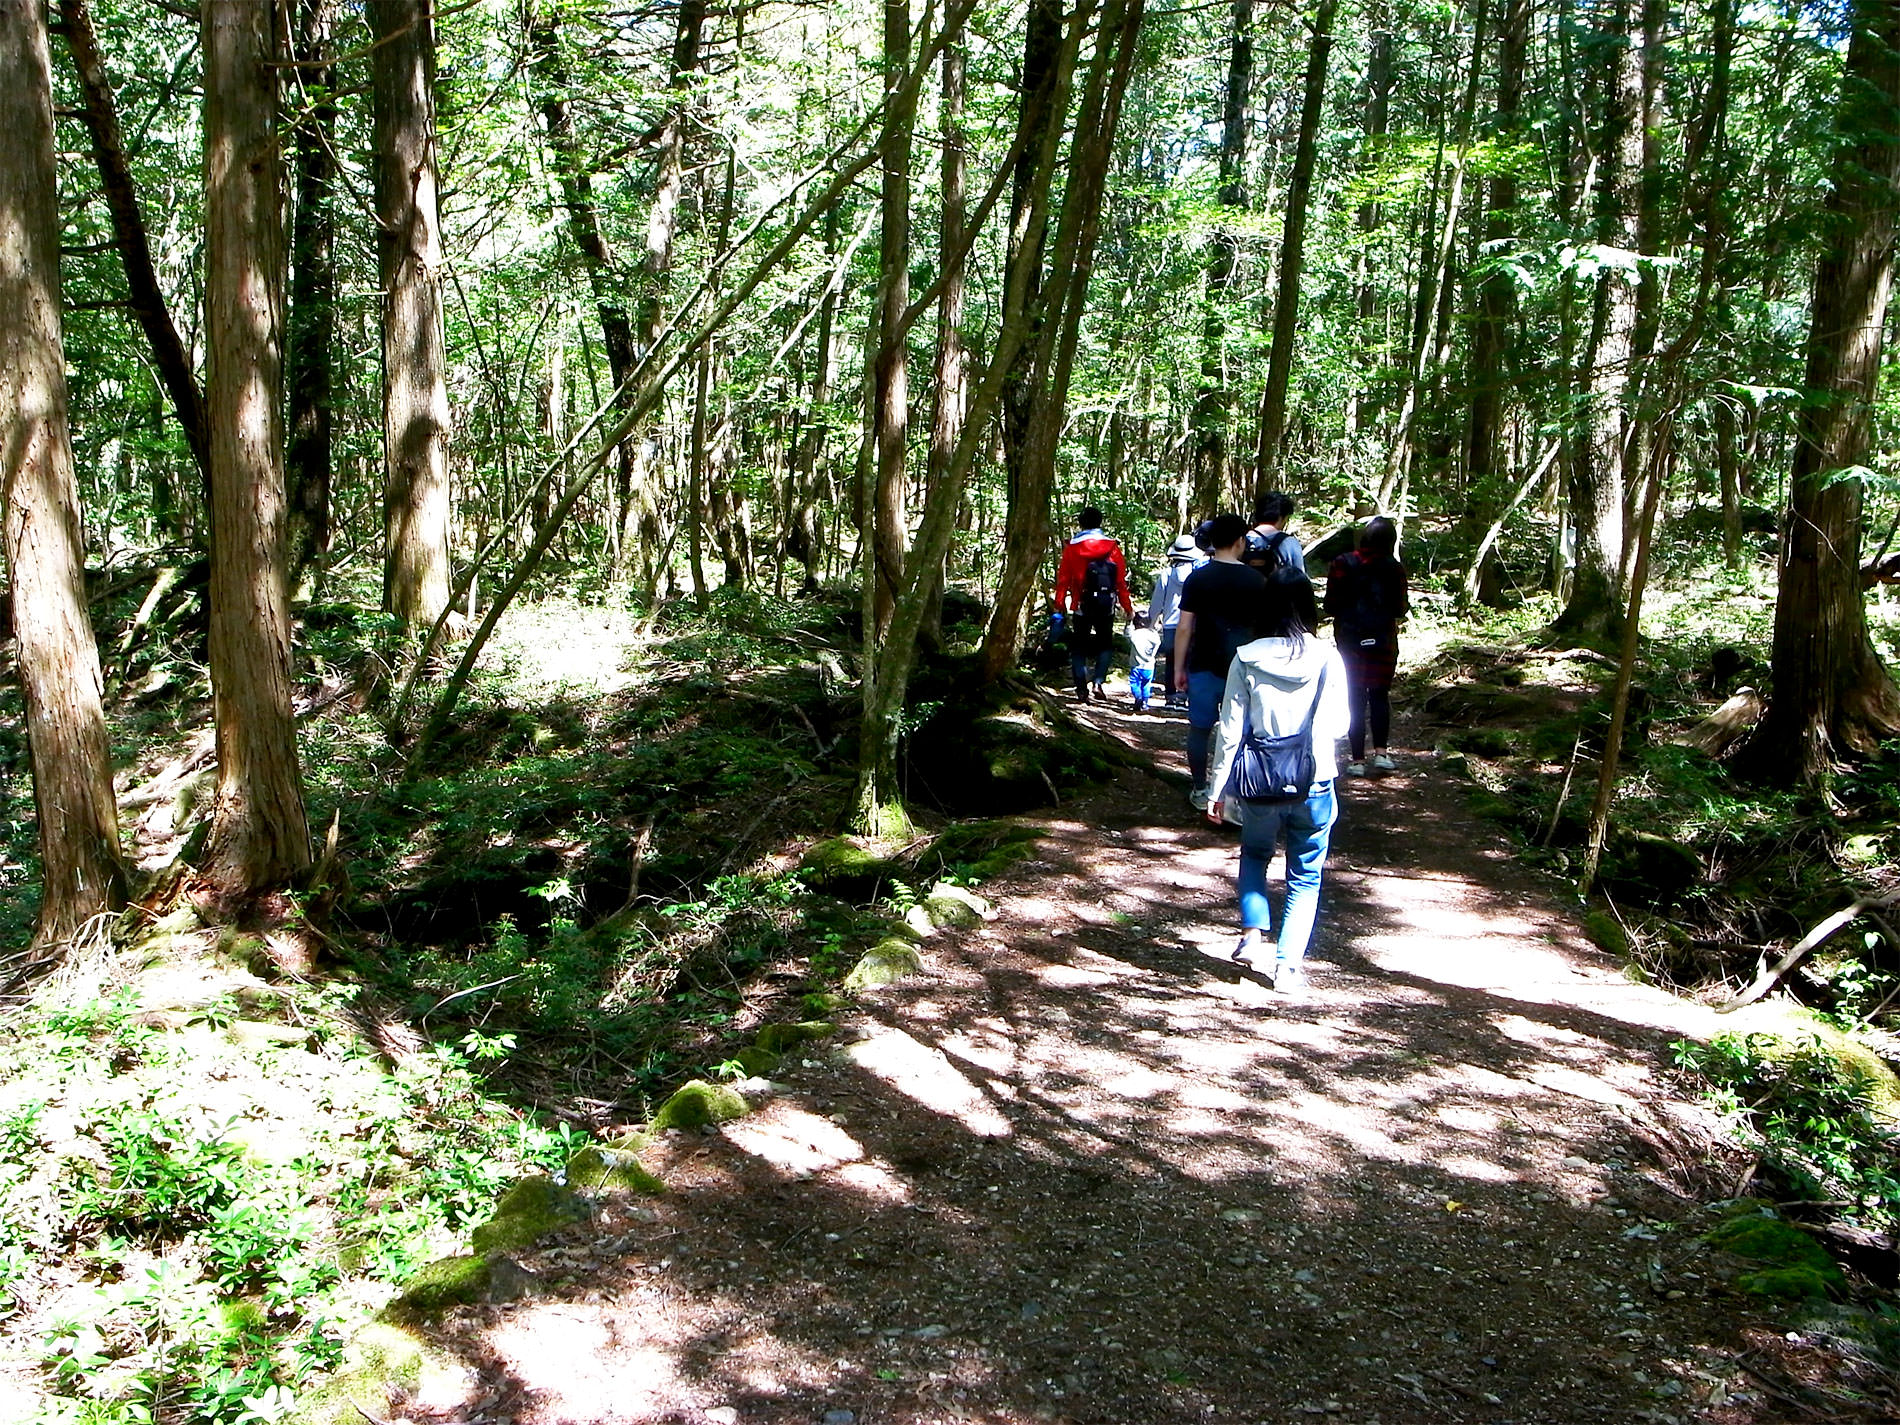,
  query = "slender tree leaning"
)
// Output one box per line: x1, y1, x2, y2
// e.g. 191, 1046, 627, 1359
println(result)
0, 0, 128, 955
